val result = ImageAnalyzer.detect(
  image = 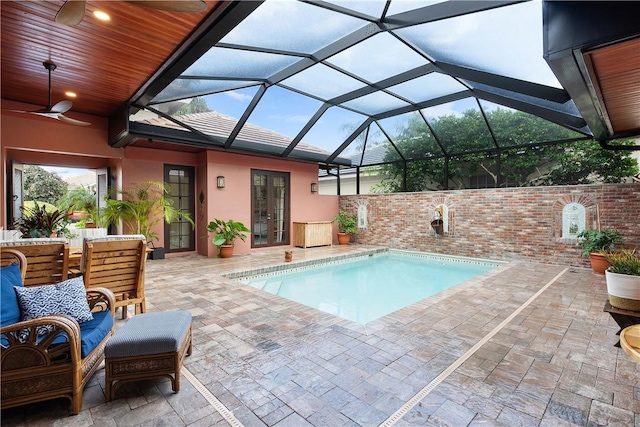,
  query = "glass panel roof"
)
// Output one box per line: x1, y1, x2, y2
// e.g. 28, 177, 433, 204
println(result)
183, 47, 301, 79
378, 112, 441, 159
422, 97, 495, 154
205, 86, 261, 119
396, 1, 562, 87
302, 106, 368, 155
479, 100, 584, 145
386, 0, 447, 16
153, 79, 259, 104
138, 0, 592, 168
242, 86, 323, 146
387, 73, 468, 103
279, 63, 366, 101
325, 32, 426, 83
340, 91, 410, 116
325, 1, 387, 20
220, 1, 368, 53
